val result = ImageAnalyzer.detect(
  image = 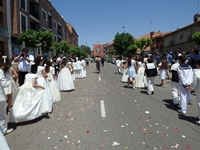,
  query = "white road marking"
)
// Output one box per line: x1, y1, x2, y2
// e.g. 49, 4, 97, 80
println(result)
100, 100, 106, 117
99, 77, 101, 81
